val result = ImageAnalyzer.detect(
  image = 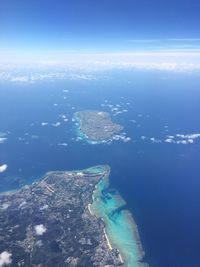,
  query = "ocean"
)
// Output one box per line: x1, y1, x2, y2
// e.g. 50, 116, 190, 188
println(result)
0, 69, 200, 266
